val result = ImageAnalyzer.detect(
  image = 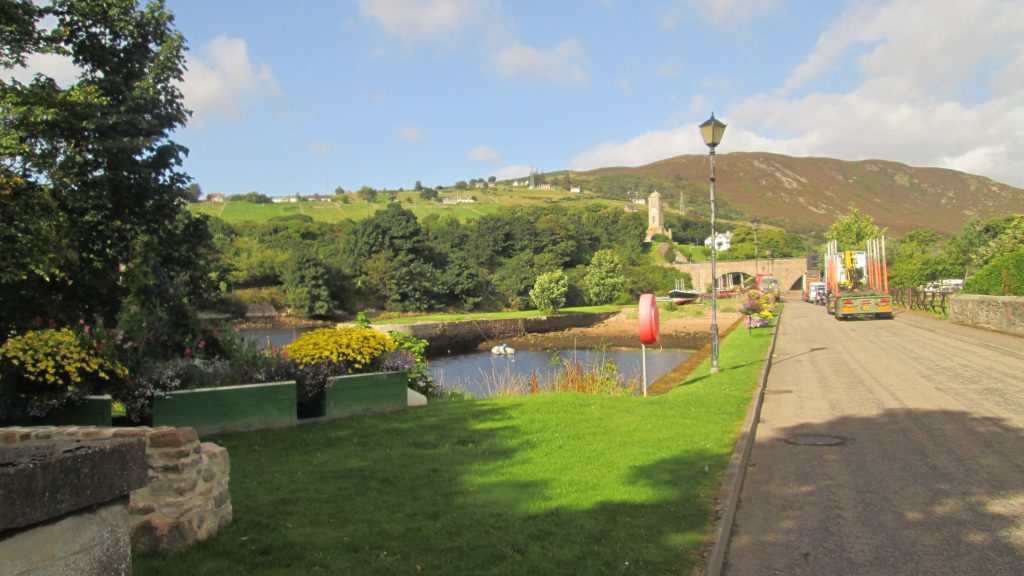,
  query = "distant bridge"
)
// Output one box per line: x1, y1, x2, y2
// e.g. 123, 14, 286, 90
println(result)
671, 257, 810, 293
